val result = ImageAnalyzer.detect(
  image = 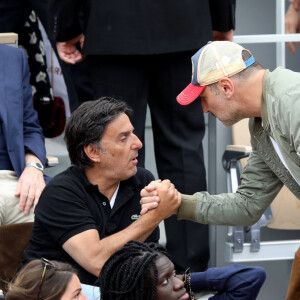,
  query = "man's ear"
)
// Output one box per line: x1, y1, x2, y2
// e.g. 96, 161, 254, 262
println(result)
84, 144, 101, 163
218, 77, 234, 99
